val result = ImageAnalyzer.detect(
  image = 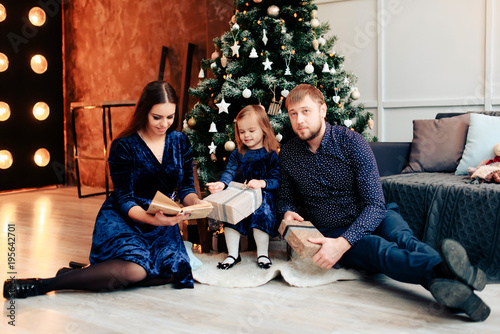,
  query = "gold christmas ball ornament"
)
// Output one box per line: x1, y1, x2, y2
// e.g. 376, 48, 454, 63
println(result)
267, 5, 280, 17
224, 140, 236, 152
231, 15, 237, 24
187, 118, 196, 128
311, 18, 320, 28
211, 153, 217, 162
211, 51, 220, 60
254, 0, 262, 3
